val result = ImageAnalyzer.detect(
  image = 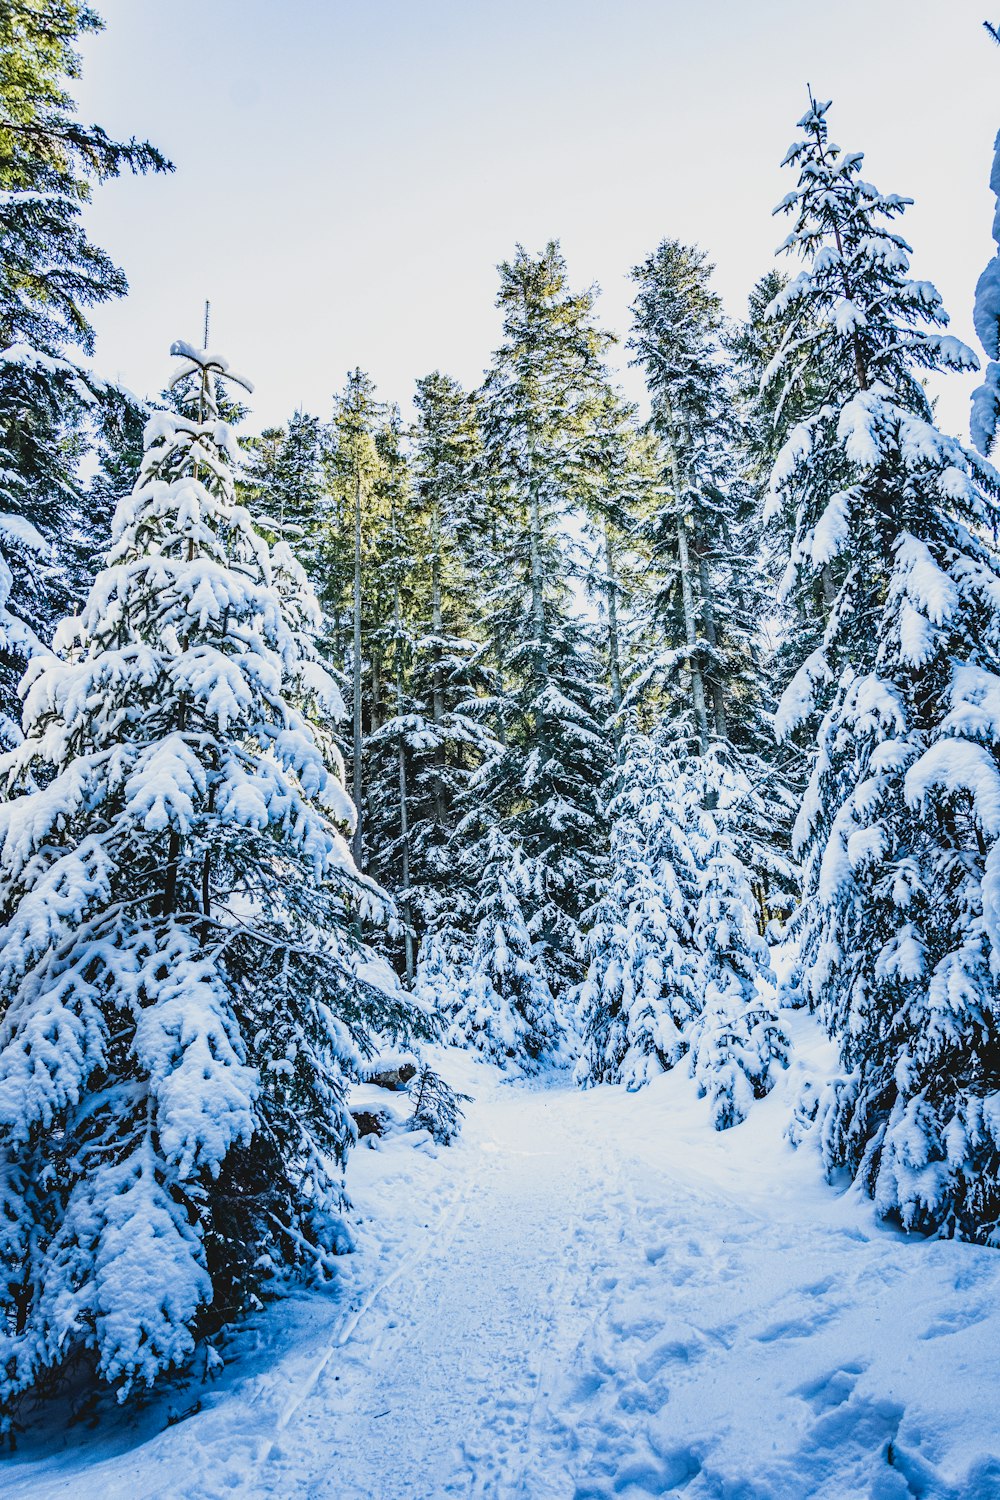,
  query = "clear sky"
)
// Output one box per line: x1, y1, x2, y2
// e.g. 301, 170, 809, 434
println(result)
75, 0, 999, 437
